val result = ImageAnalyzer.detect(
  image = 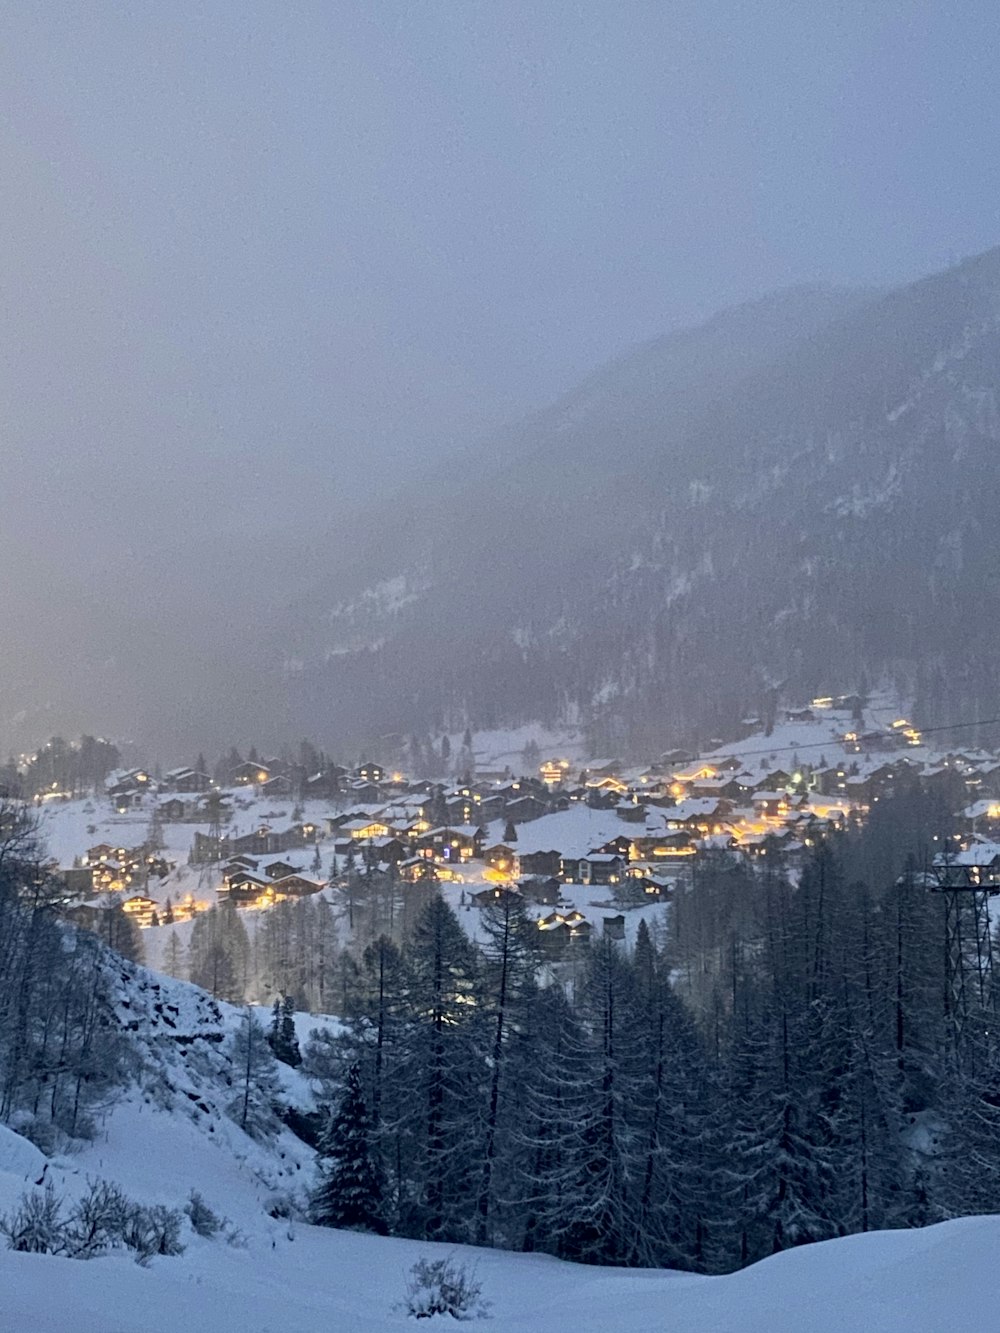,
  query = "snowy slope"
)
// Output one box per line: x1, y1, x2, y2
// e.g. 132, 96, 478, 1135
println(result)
0, 1159, 998, 1333
0, 956, 993, 1332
